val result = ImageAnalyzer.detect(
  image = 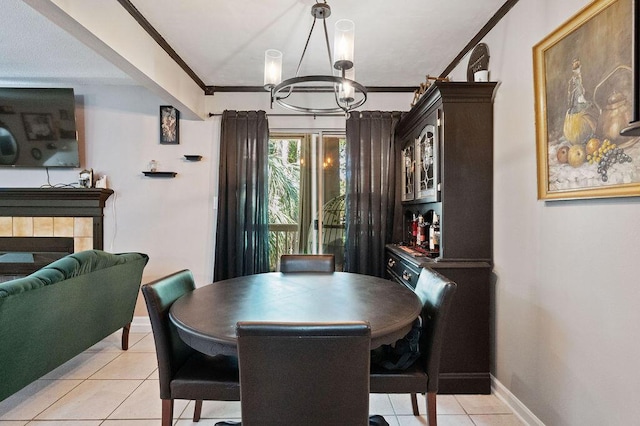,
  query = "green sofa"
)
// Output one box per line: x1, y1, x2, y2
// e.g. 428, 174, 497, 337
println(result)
0, 250, 149, 402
